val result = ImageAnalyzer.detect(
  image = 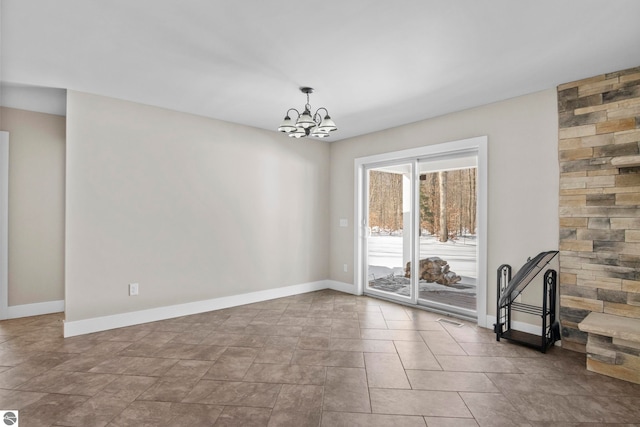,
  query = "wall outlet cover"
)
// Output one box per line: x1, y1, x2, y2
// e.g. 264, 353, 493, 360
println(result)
129, 283, 139, 296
